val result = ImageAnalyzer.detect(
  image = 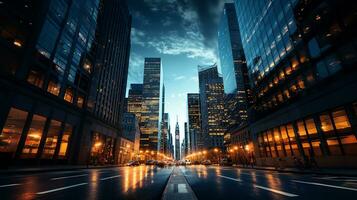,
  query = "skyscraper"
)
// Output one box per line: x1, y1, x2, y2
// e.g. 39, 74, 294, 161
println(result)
187, 93, 201, 153
235, 0, 357, 168
0, 0, 131, 166
198, 65, 227, 149
140, 58, 163, 151
175, 120, 180, 160
183, 122, 189, 156
160, 113, 170, 154
127, 83, 143, 121
218, 3, 251, 129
